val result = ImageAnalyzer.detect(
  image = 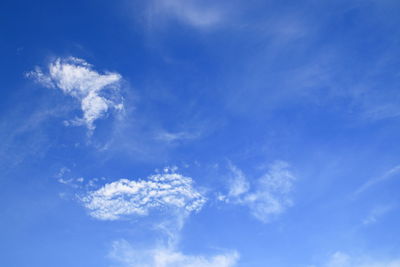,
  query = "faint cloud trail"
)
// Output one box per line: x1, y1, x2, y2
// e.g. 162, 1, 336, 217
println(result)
354, 164, 400, 196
